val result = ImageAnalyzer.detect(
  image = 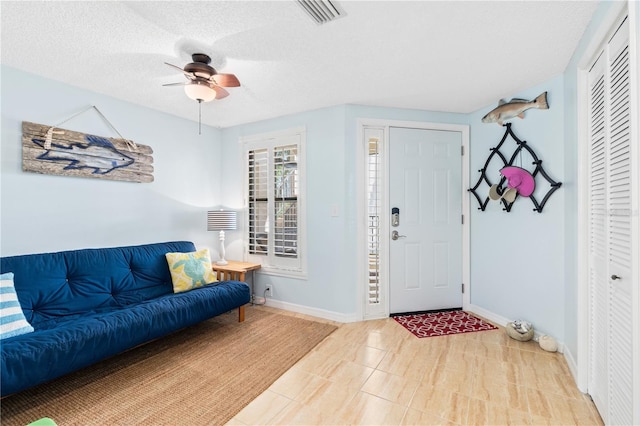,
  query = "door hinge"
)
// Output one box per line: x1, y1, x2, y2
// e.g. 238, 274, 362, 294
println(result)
461, 214, 464, 225
461, 146, 464, 156
462, 283, 465, 294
